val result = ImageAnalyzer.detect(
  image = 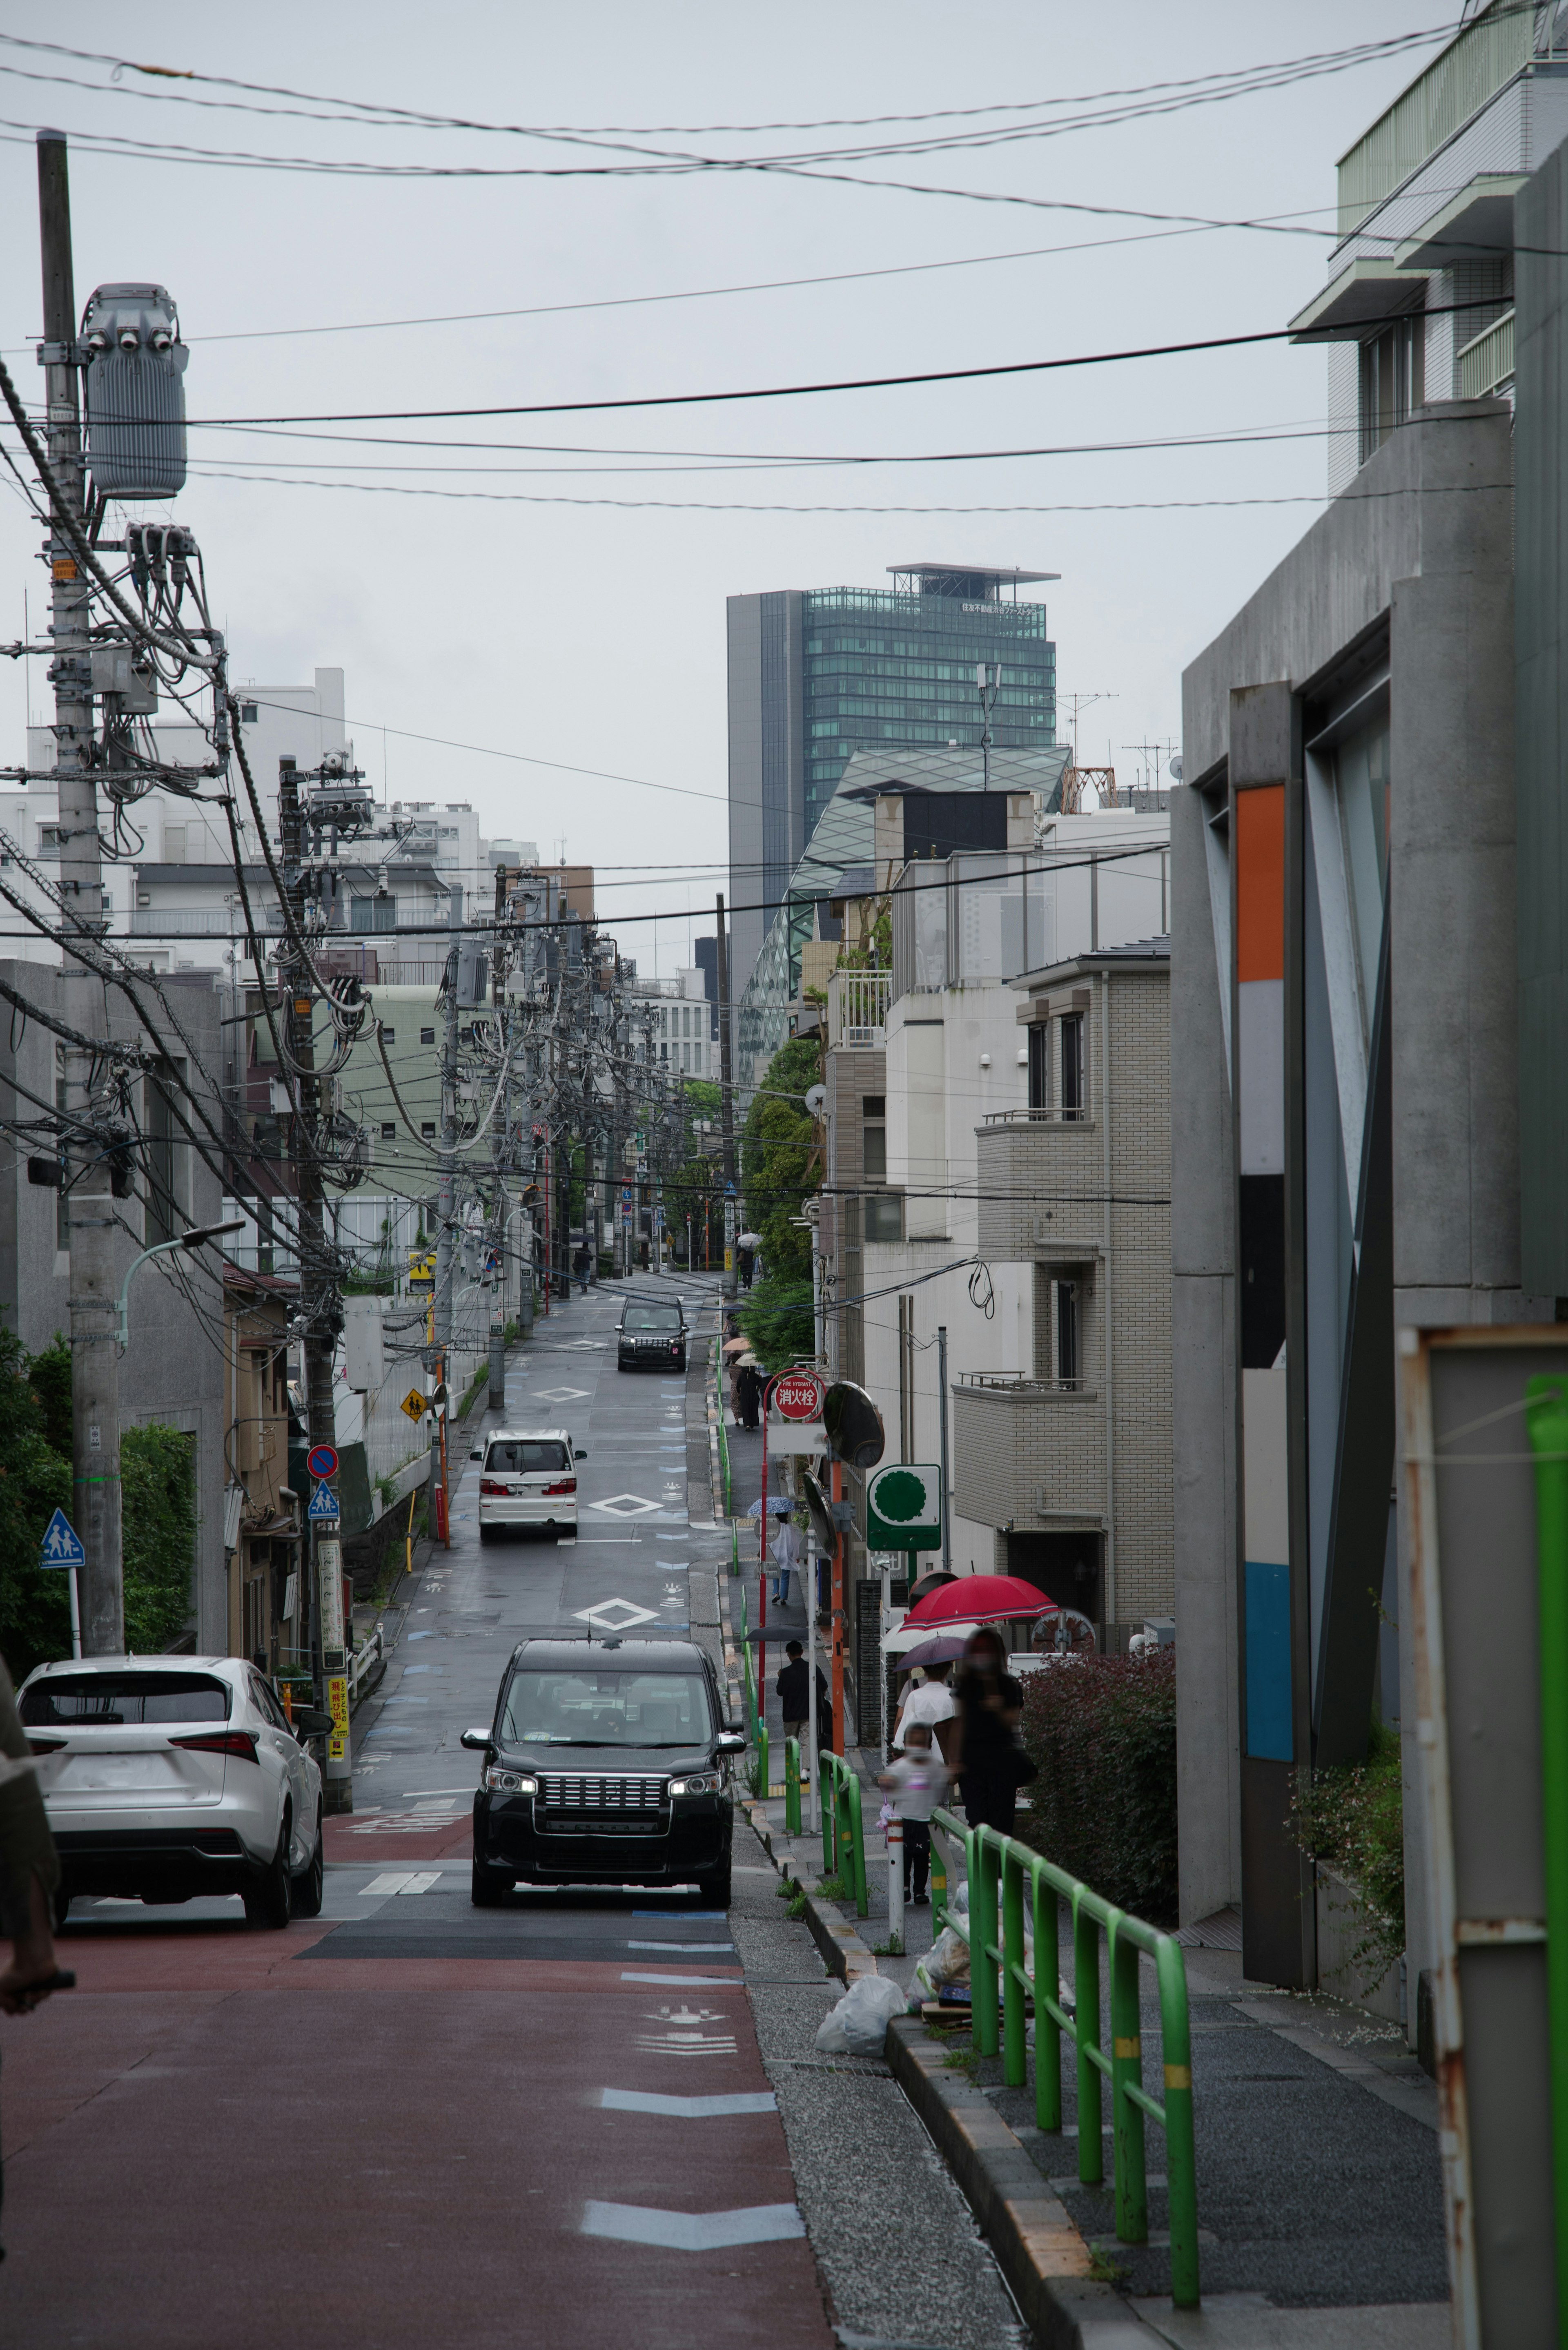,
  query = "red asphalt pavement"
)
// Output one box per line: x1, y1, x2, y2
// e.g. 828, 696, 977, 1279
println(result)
0, 1915, 836, 2350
